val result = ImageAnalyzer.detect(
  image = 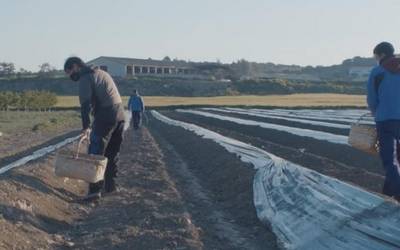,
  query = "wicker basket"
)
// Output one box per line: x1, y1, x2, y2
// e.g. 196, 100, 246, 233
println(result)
348, 114, 378, 155
54, 138, 107, 183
